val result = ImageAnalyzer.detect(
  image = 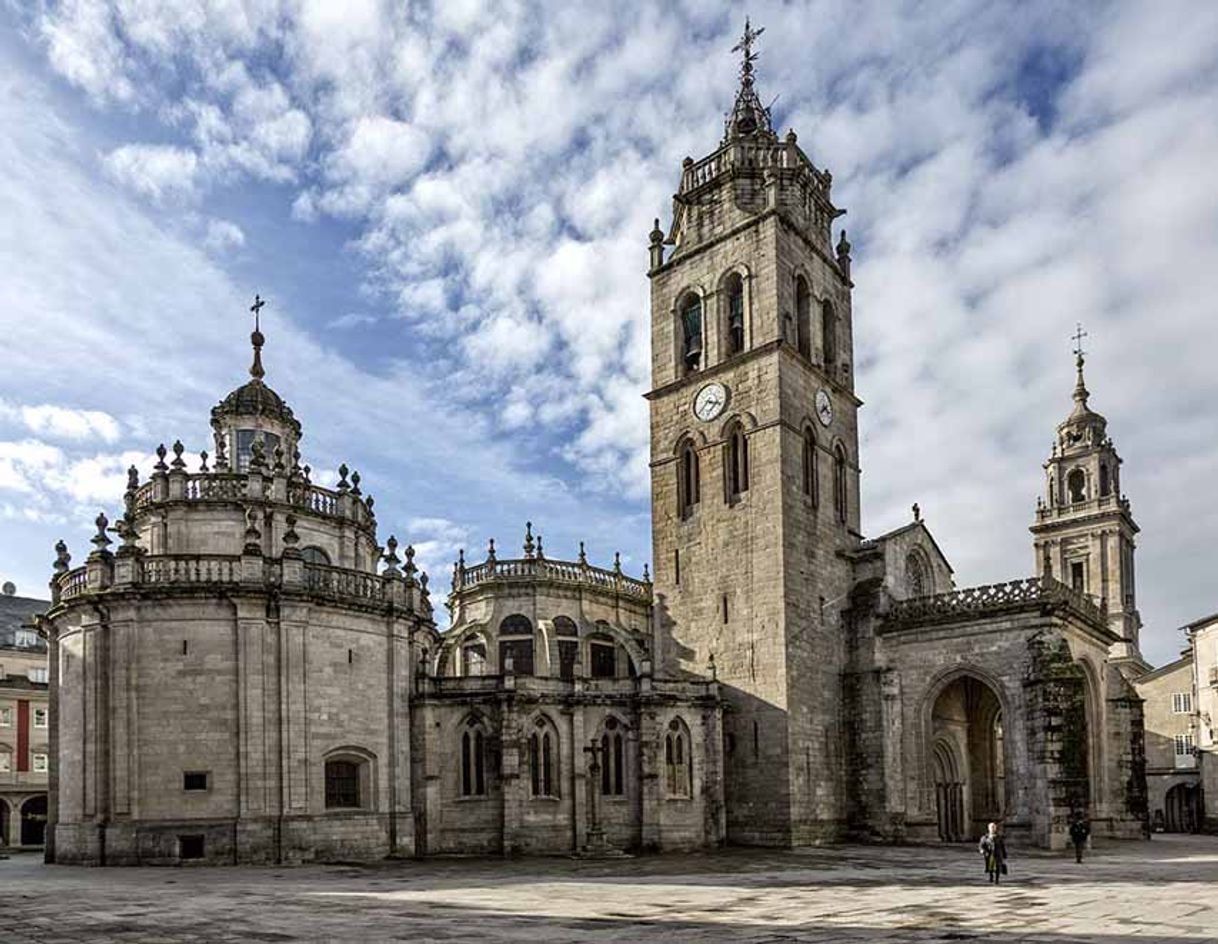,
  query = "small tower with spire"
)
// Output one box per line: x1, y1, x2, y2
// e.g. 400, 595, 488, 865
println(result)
210, 295, 303, 474
1031, 326, 1146, 671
